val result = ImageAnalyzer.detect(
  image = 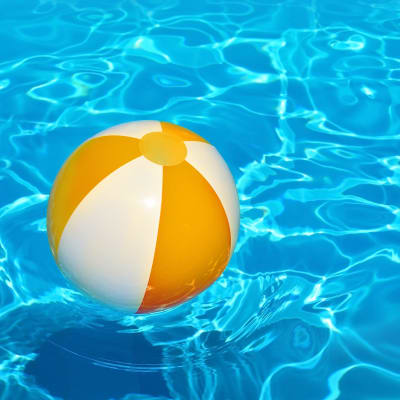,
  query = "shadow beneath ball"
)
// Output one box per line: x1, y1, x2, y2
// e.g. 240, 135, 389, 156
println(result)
25, 322, 170, 400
